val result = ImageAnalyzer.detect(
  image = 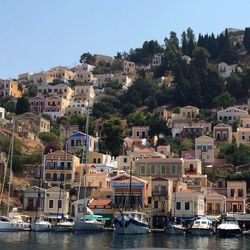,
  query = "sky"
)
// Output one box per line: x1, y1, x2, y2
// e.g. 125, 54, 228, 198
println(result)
1, 0, 250, 79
